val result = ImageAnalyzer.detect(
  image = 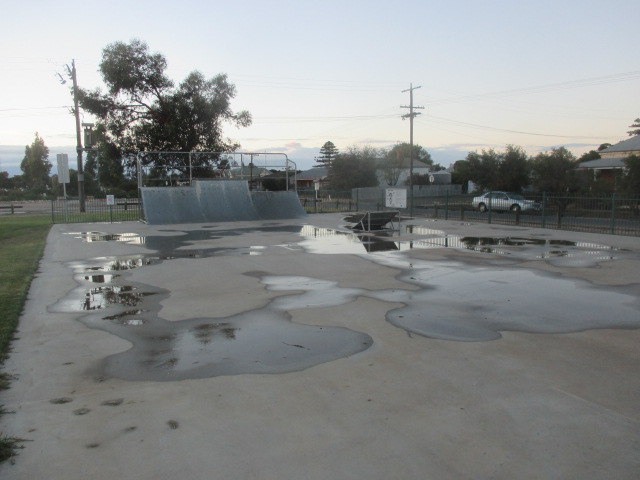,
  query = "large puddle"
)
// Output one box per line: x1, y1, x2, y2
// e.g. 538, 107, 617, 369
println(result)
54, 222, 640, 380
